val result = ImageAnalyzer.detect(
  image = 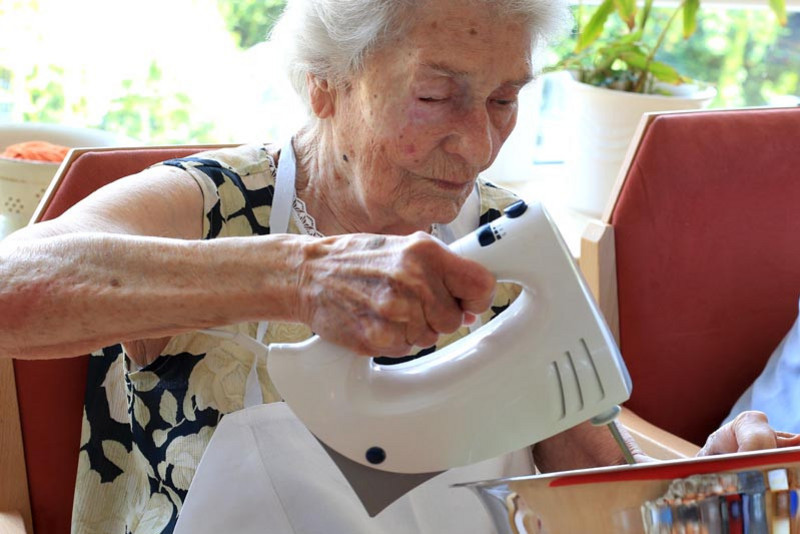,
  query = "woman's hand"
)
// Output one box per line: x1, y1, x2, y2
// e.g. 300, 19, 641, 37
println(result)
697, 411, 800, 456
294, 231, 495, 356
